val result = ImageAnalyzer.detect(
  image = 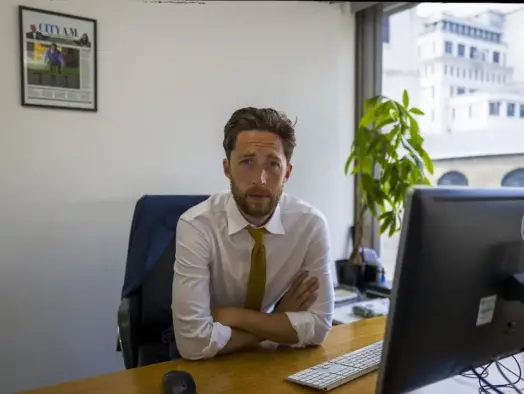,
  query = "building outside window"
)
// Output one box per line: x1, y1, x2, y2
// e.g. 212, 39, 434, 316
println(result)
502, 169, 524, 187
489, 101, 501, 115
493, 51, 500, 64
380, 3, 523, 280
438, 171, 469, 186
445, 40, 453, 54
507, 103, 515, 117
458, 43, 465, 57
